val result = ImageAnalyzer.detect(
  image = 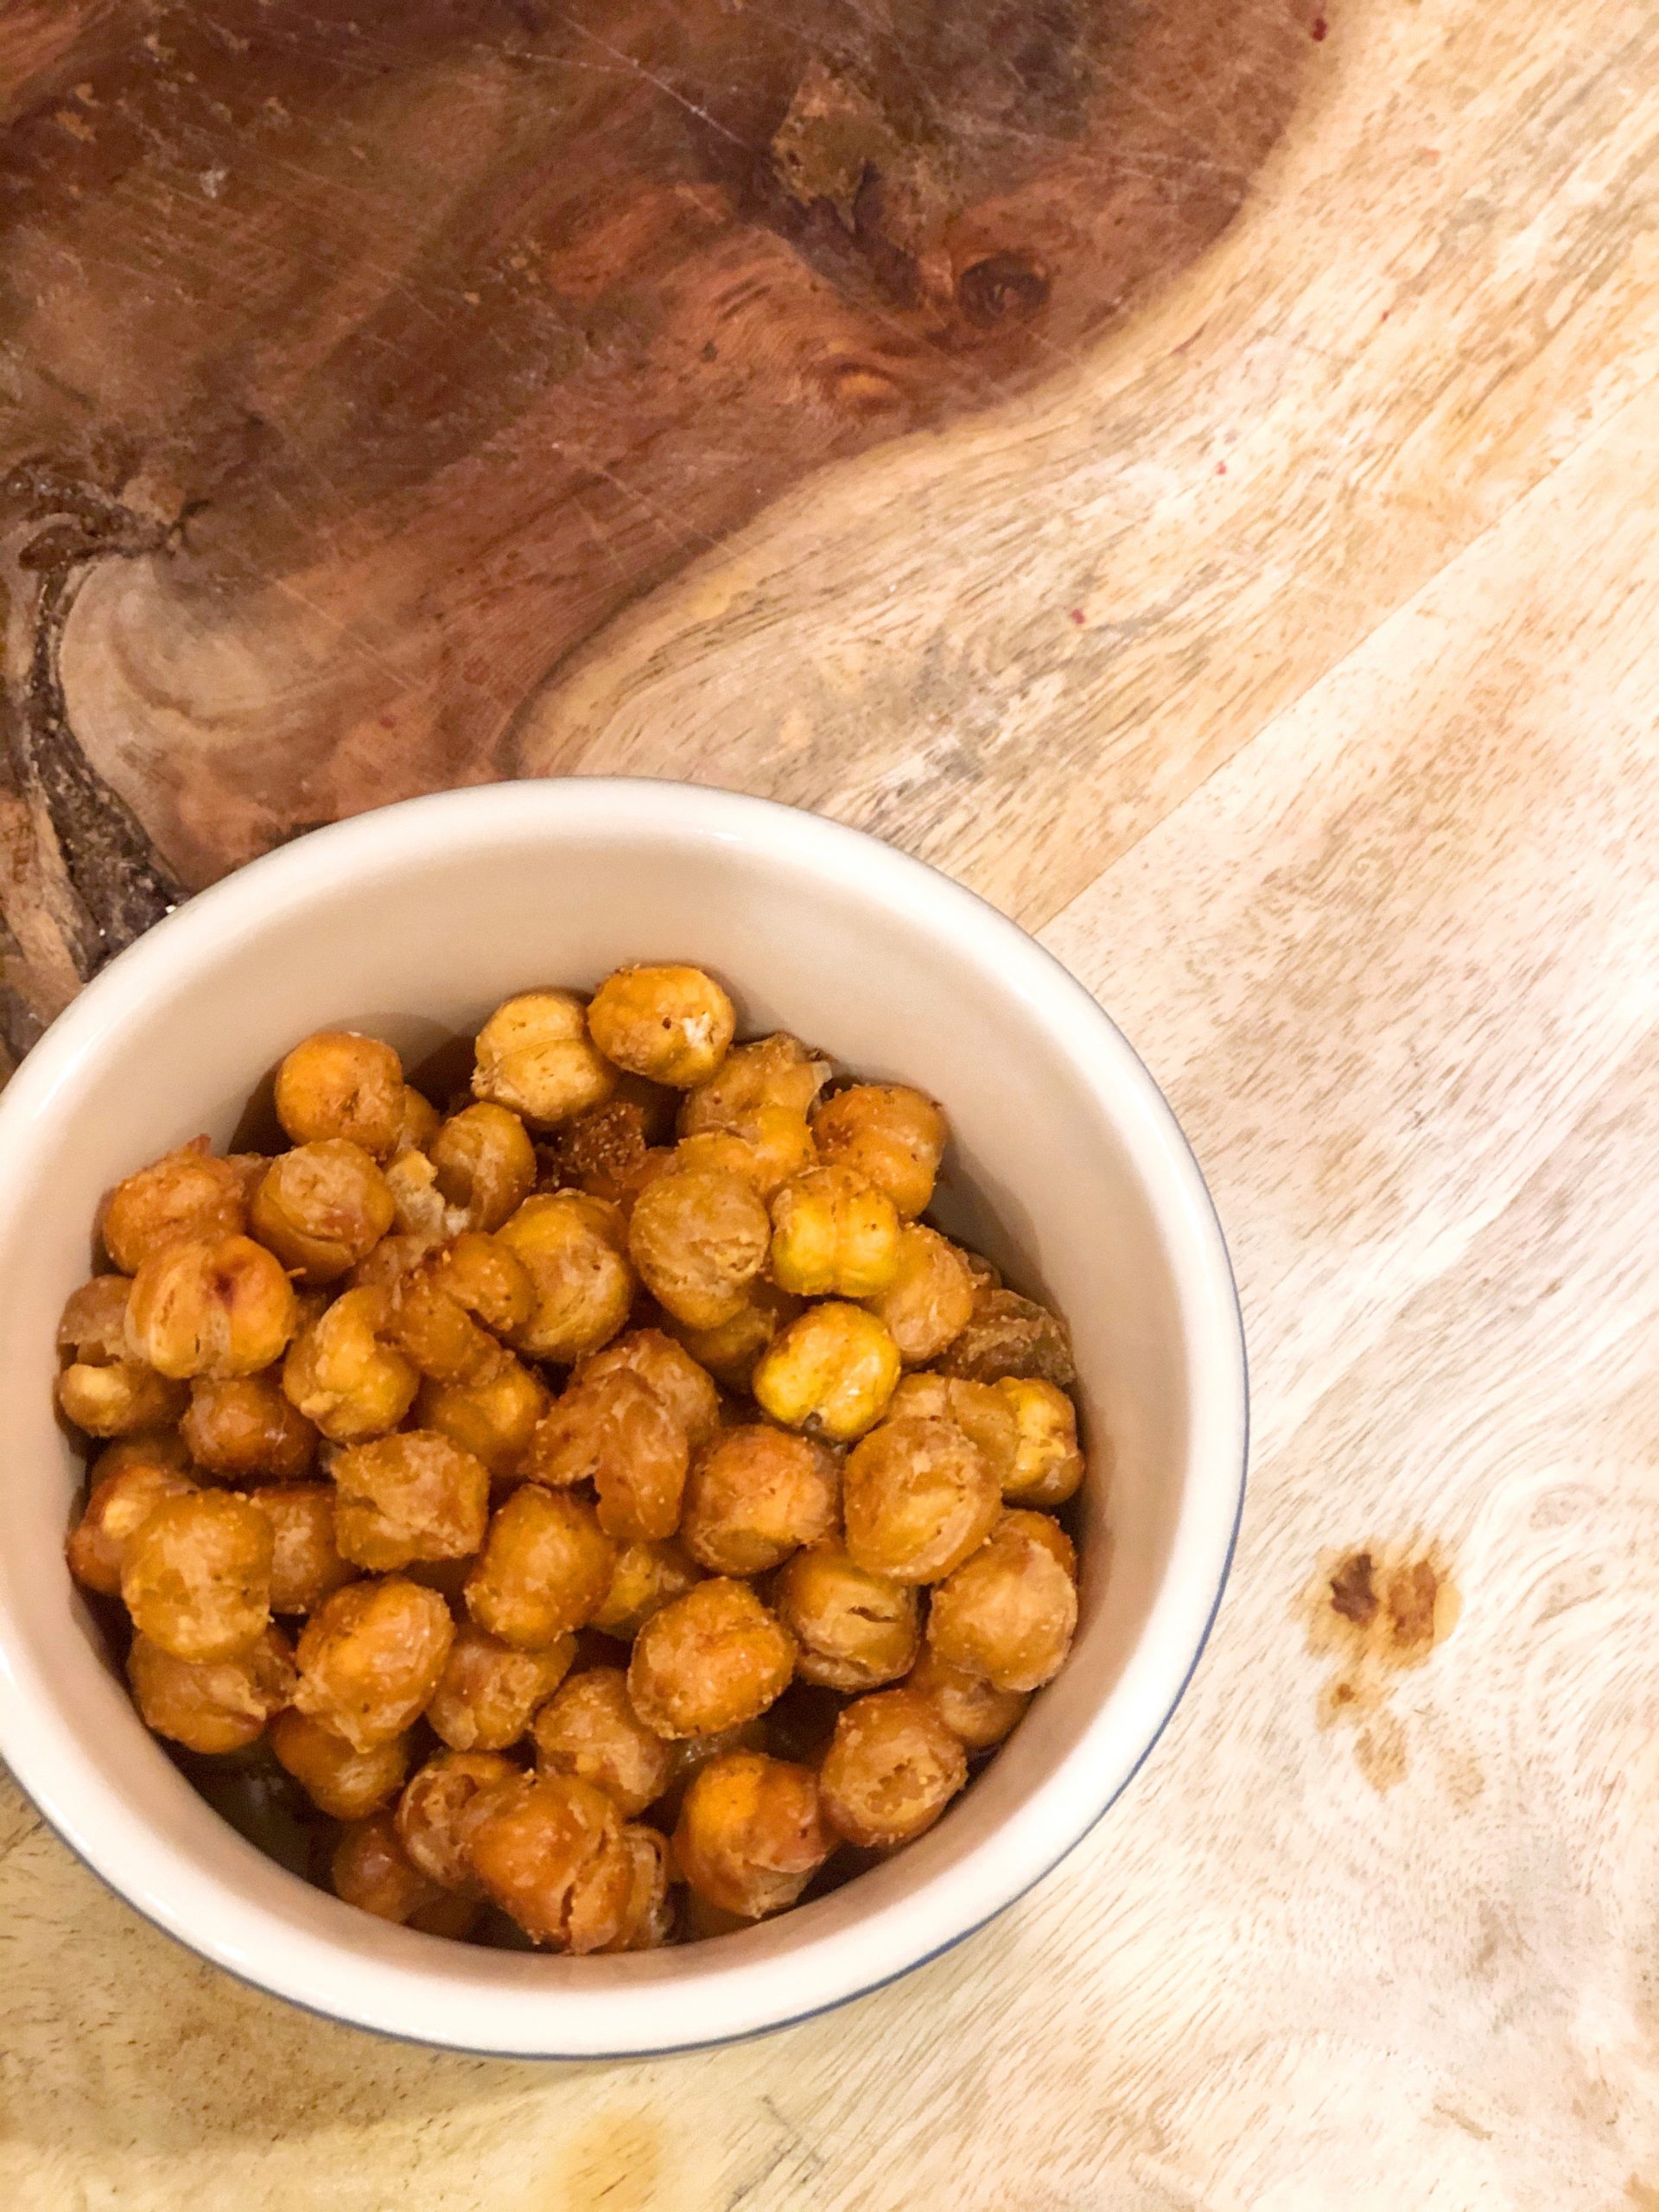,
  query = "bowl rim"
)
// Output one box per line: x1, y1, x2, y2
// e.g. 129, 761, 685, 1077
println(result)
0, 777, 1247, 2056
